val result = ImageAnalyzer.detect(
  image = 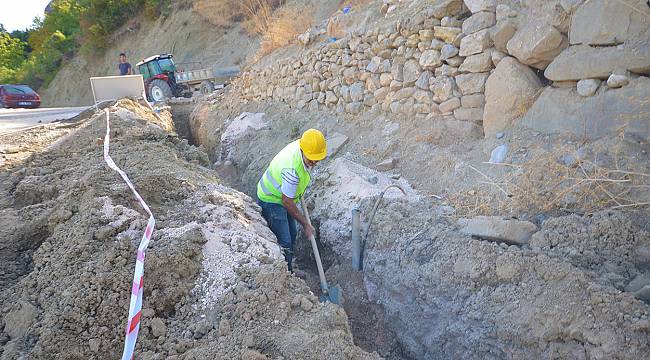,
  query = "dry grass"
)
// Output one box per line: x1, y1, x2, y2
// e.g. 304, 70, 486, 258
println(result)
193, 0, 312, 57
258, 3, 314, 56
192, 0, 284, 29
326, 17, 346, 38
446, 136, 650, 218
